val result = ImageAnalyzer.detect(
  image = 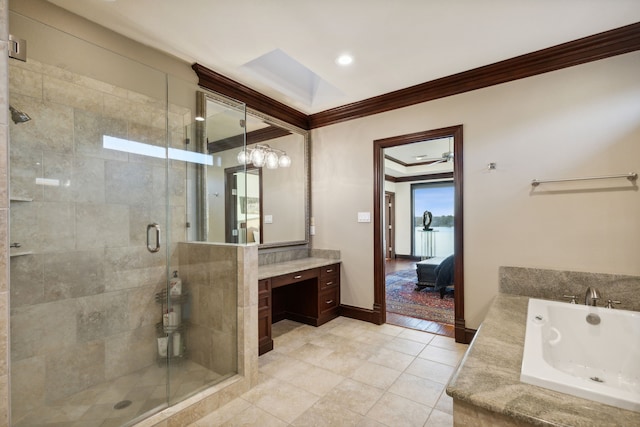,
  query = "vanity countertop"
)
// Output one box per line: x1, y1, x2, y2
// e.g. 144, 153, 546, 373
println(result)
446, 293, 640, 427
258, 257, 341, 280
